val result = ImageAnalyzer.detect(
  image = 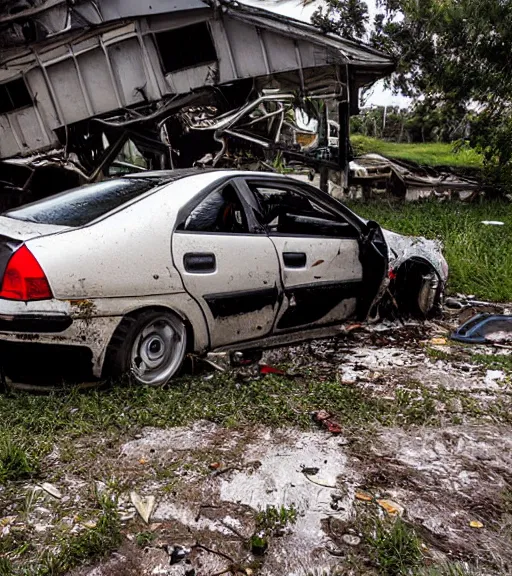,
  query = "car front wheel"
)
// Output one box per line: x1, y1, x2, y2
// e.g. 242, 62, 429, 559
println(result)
104, 310, 187, 387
